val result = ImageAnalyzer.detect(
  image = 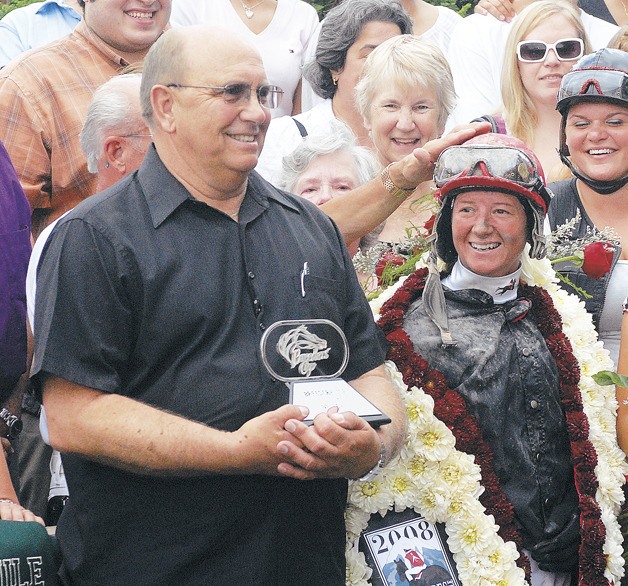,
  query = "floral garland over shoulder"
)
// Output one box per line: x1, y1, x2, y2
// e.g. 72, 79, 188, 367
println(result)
346, 254, 628, 586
